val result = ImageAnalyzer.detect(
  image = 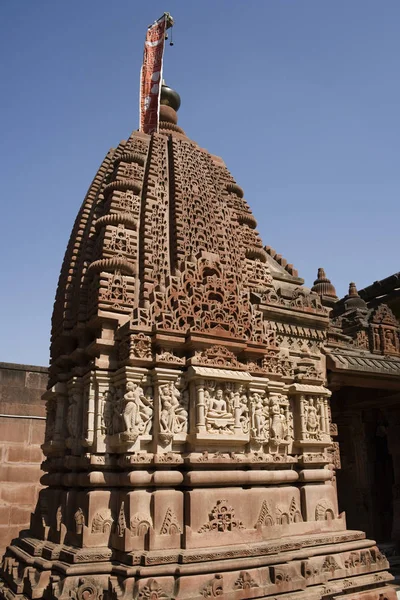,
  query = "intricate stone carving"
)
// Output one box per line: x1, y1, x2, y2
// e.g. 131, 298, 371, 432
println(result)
289, 497, 303, 523
6, 71, 396, 600
234, 571, 258, 590
204, 384, 235, 434
269, 395, 290, 448
159, 508, 182, 535
74, 508, 84, 535
71, 577, 104, 600
198, 500, 244, 533
108, 381, 153, 443
117, 502, 127, 537
256, 500, 274, 527
321, 555, 340, 574
192, 345, 242, 369
159, 382, 188, 443
91, 509, 113, 534
201, 574, 224, 598
130, 513, 151, 536
138, 579, 169, 600
99, 271, 130, 309
250, 392, 269, 442
315, 500, 335, 521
